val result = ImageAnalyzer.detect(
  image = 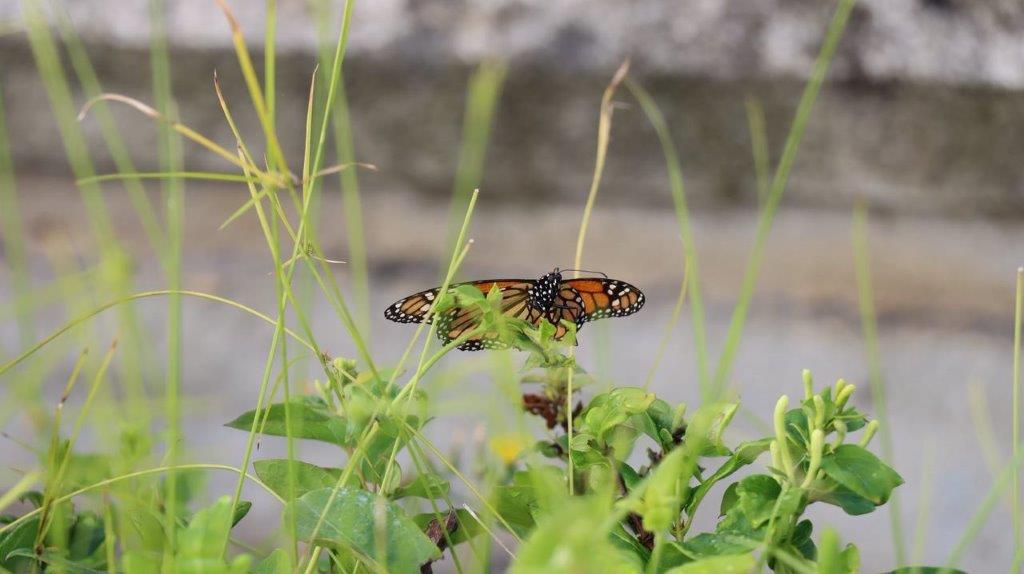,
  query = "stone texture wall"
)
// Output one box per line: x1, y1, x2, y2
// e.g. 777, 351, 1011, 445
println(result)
2, 0, 1024, 215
